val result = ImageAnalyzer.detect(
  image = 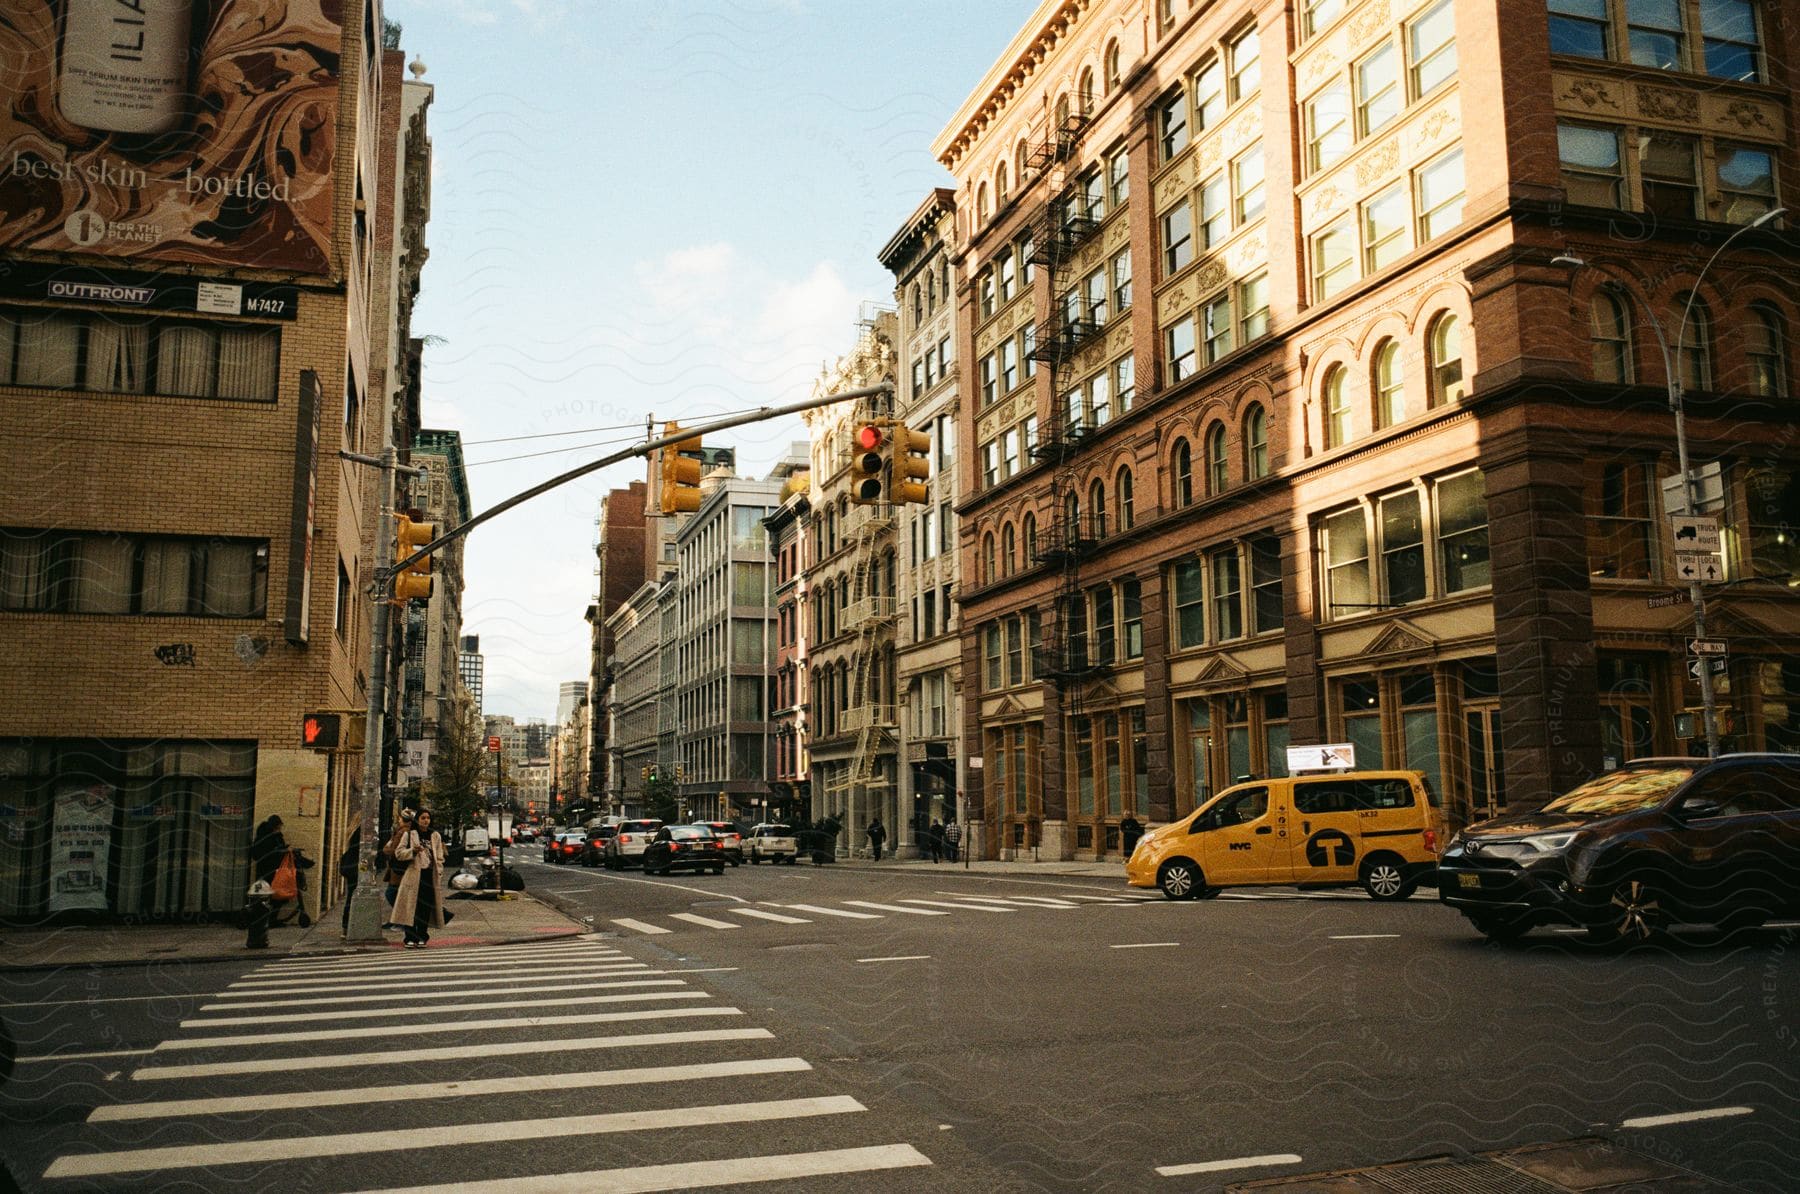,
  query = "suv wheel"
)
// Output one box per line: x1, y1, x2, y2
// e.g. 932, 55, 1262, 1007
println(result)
1359, 855, 1414, 901
1589, 876, 1666, 945
1158, 859, 1203, 901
